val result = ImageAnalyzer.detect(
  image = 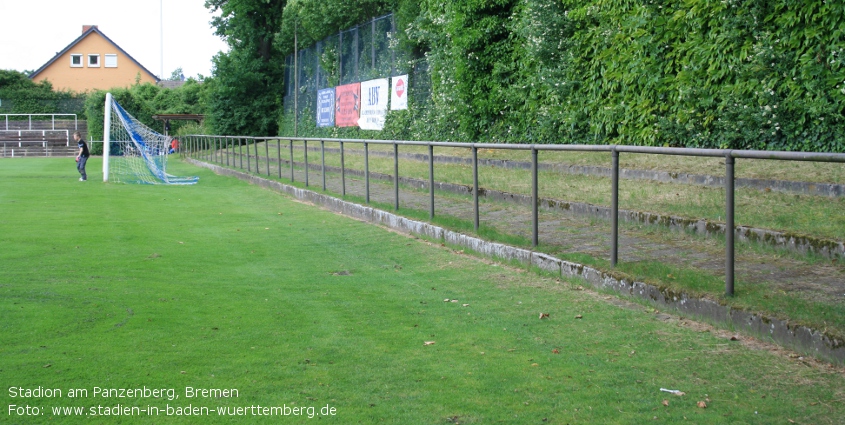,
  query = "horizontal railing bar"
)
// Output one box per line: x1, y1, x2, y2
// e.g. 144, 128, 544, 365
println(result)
188, 135, 845, 163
